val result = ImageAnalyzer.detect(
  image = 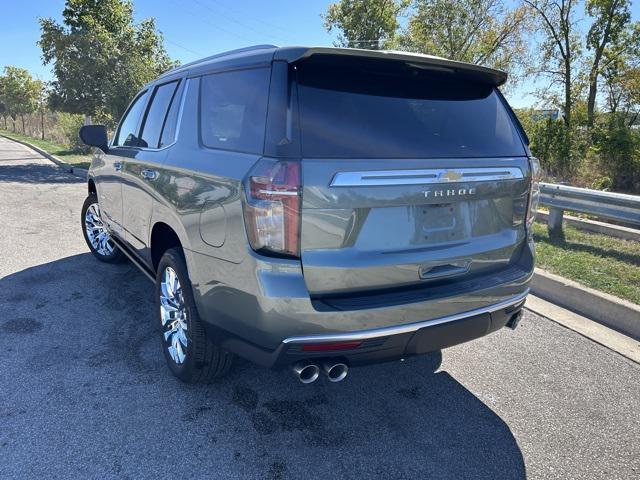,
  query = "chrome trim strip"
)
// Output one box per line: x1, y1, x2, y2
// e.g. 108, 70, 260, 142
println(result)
258, 189, 298, 196
282, 290, 529, 344
330, 167, 524, 187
